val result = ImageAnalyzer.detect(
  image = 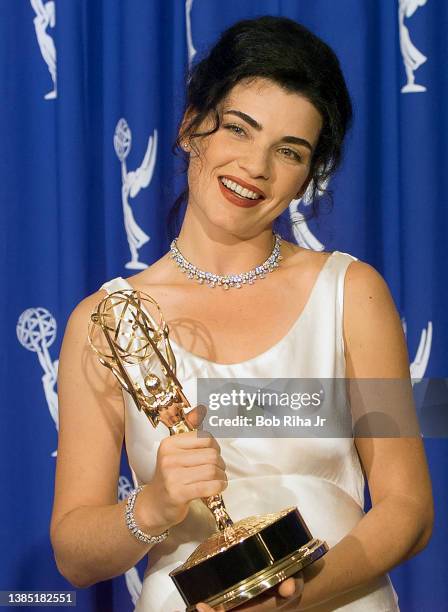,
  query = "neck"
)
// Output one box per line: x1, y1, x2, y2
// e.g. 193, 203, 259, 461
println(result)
175, 207, 276, 276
